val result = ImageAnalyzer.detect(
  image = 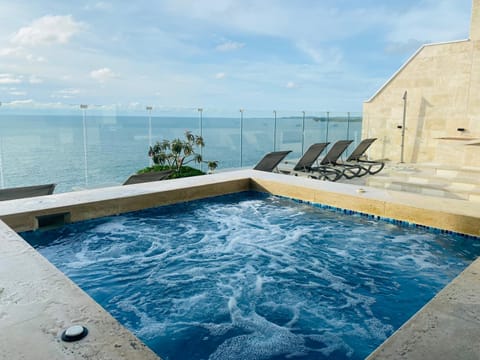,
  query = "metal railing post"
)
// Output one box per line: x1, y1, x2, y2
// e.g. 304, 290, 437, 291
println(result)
80, 104, 89, 187
401, 91, 407, 163
0, 101, 4, 189
198, 108, 203, 171
325, 111, 330, 144
301, 111, 305, 155
273, 110, 277, 151
239, 109, 244, 167
346, 111, 351, 140
146, 106, 153, 166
